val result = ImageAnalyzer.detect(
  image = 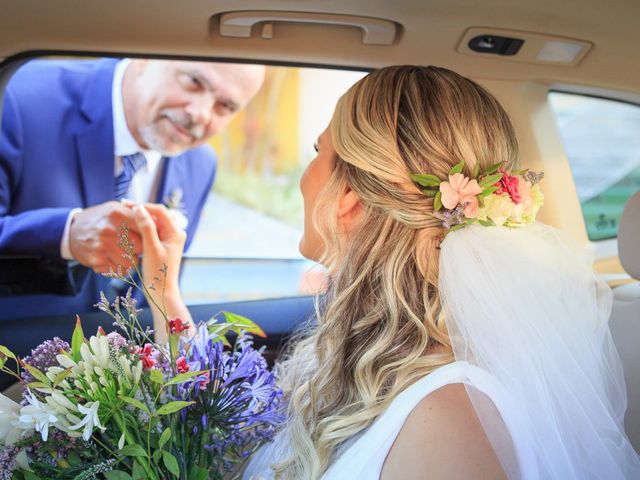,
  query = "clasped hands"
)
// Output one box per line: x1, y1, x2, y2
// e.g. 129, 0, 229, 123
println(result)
68, 200, 186, 292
